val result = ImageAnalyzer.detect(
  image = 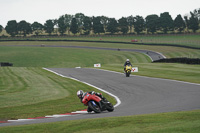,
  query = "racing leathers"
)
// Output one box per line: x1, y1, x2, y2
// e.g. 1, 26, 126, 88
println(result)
124, 61, 132, 71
